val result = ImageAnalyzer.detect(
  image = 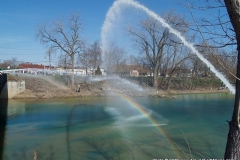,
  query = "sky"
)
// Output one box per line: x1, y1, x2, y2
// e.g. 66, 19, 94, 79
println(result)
0, 0, 229, 66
